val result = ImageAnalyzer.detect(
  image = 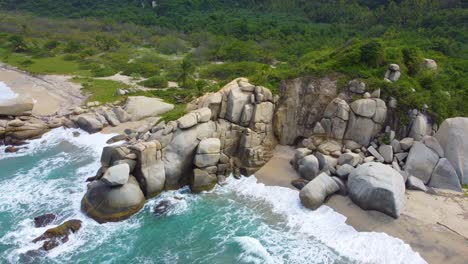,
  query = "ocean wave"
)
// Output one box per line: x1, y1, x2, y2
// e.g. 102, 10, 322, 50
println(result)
0, 127, 118, 160
220, 176, 427, 264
